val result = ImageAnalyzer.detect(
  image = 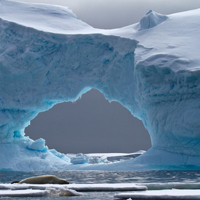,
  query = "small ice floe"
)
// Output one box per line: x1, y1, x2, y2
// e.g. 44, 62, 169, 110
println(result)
86, 151, 145, 163
69, 153, 108, 165
0, 189, 48, 197
142, 182, 200, 190
0, 184, 81, 197
46, 187, 81, 197
114, 189, 200, 200
0, 187, 81, 197
68, 153, 109, 164
0, 183, 145, 197
67, 183, 147, 192
87, 155, 108, 164
0, 183, 72, 190
70, 153, 89, 164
